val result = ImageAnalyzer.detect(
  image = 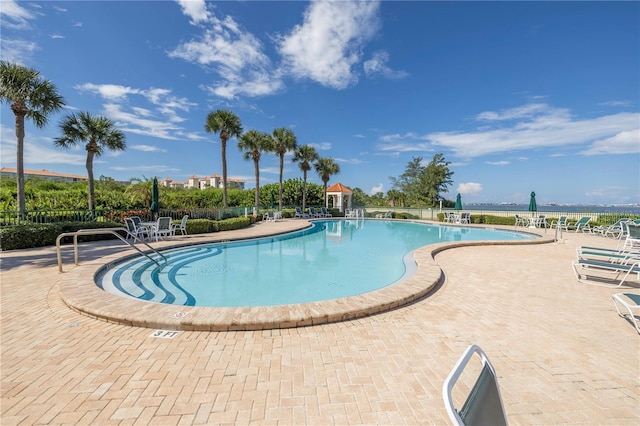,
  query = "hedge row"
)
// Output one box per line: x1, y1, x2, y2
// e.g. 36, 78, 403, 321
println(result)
0, 216, 255, 251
